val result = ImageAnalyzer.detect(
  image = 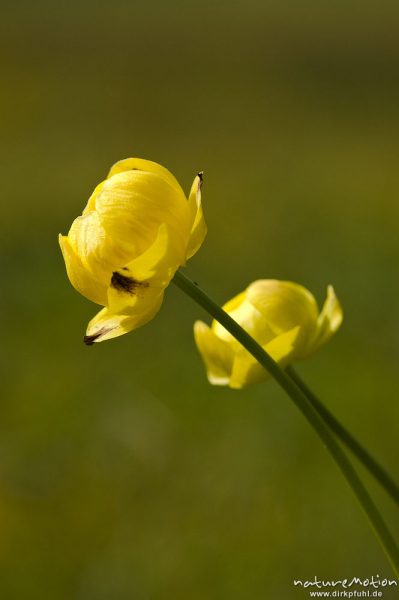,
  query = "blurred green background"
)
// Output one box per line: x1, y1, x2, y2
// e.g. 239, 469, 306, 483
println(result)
2, 1, 399, 598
